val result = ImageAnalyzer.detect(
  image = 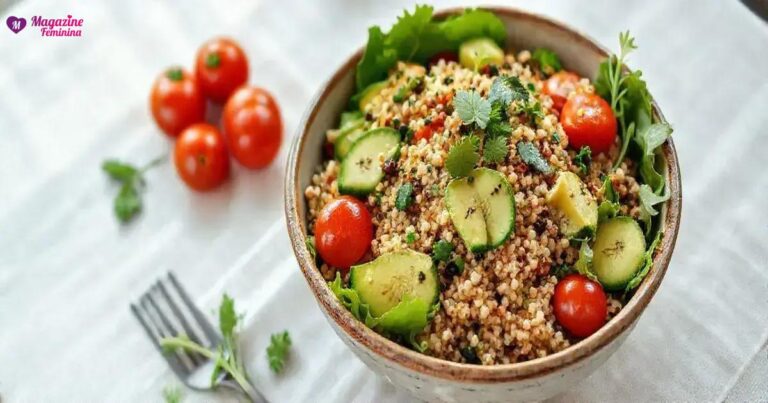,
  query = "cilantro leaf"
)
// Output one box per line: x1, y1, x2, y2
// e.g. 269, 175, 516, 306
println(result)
219, 294, 237, 339
432, 239, 454, 262
162, 385, 183, 403
405, 231, 417, 244
485, 101, 513, 137
488, 75, 529, 106
454, 90, 491, 129
395, 182, 415, 211
531, 48, 562, 76
573, 146, 592, 175
102, 160, 138, 182
115, 184, 141, 223
516, 142, 552, 174
267, 331, 292, 374
483, 135, 508, 164
446, 136, 480, 177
